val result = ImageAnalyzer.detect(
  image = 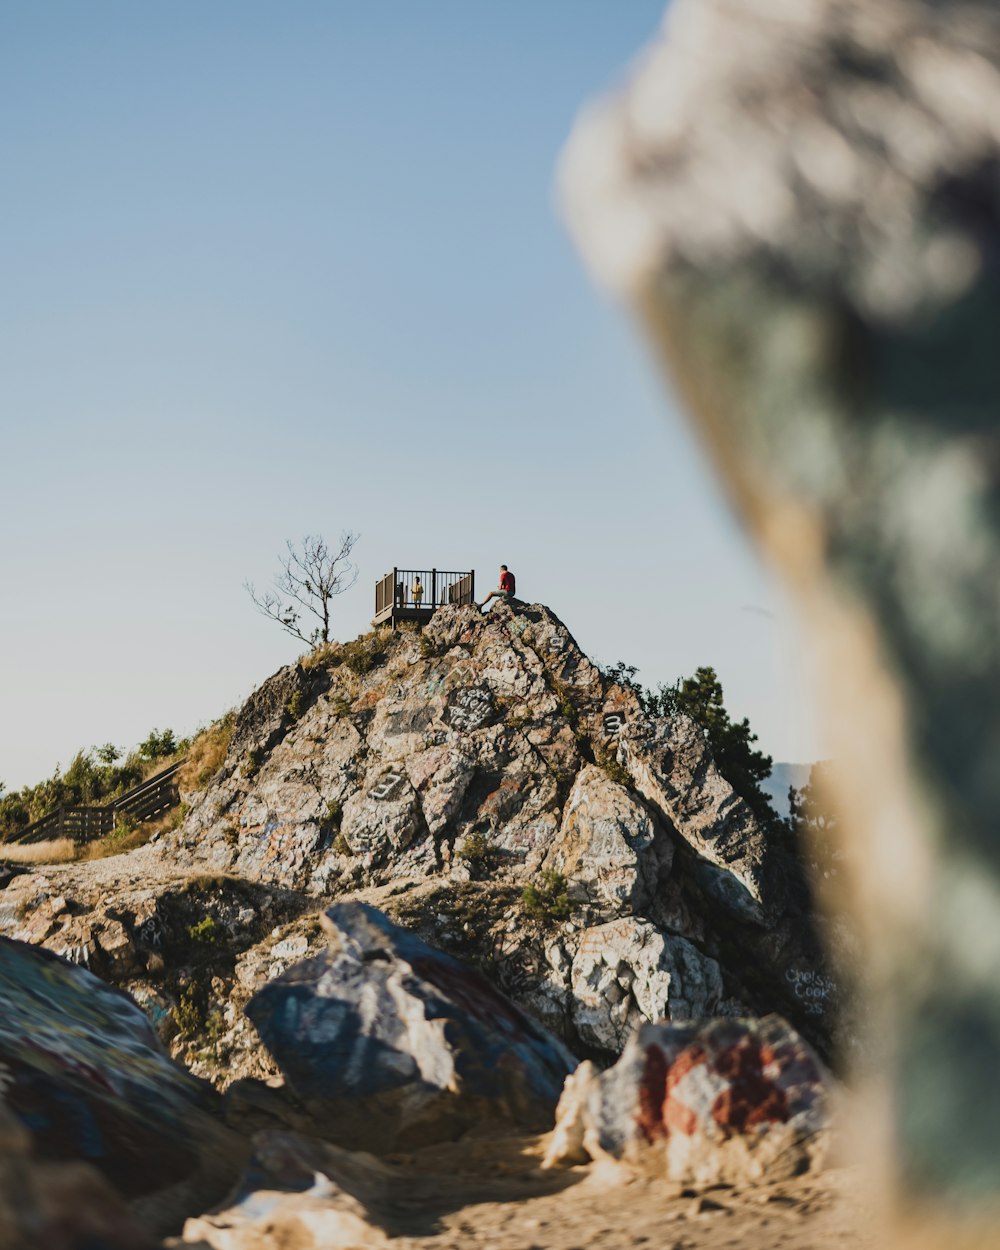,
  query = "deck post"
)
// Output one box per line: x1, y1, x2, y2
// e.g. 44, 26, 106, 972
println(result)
432, 568, 437, 609
471, 569, 475, 604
